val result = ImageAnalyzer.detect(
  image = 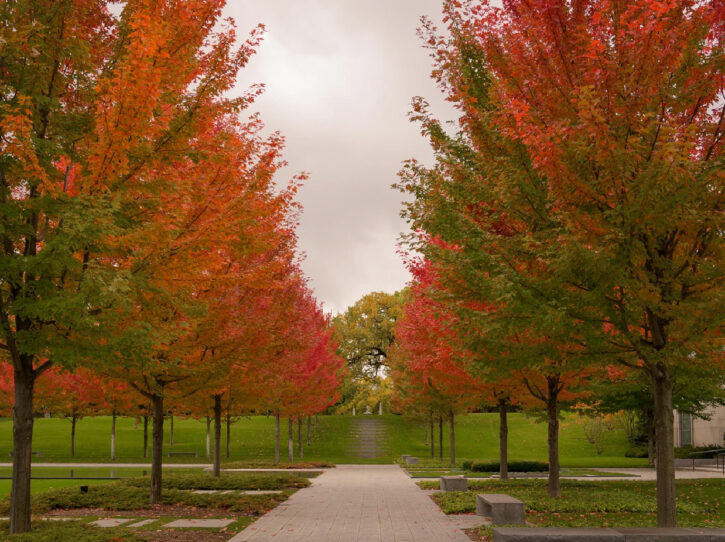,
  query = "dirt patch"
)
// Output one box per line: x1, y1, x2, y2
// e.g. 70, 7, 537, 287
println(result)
464, 527, 491, 542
